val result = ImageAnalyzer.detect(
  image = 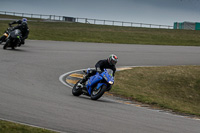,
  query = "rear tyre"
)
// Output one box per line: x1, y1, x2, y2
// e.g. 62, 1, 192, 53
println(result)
72, 80, 83, 96
91, 85, 106, 100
